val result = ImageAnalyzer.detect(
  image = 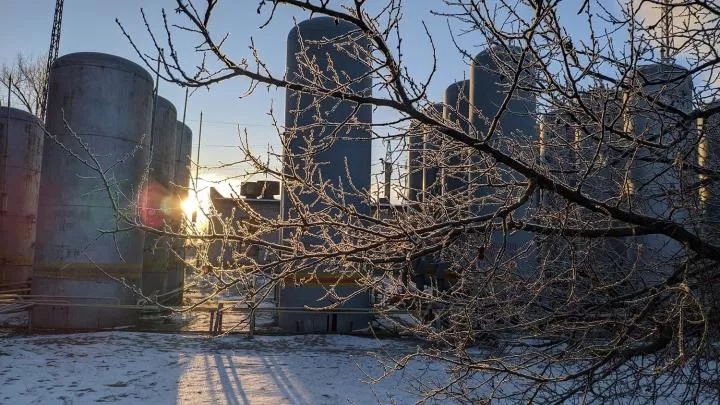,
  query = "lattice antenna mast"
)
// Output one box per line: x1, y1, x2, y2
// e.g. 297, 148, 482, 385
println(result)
660, 0, 673, 61
42, 0, 64, 118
